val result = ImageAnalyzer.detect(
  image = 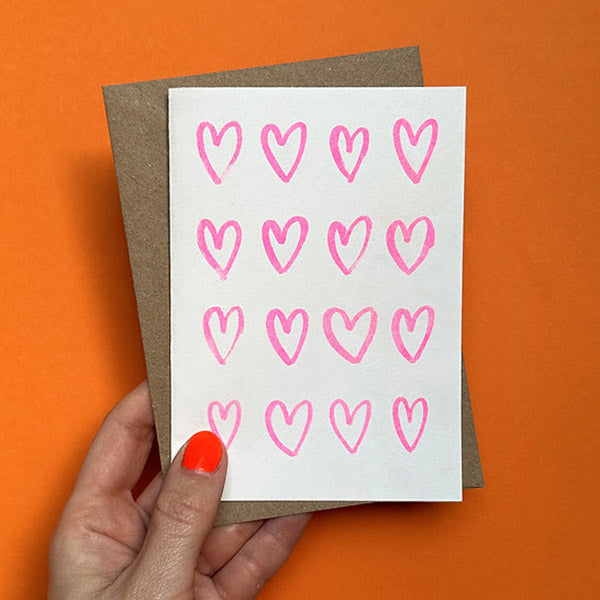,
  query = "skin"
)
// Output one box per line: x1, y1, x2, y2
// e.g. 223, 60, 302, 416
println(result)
48, 382, 311, 599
